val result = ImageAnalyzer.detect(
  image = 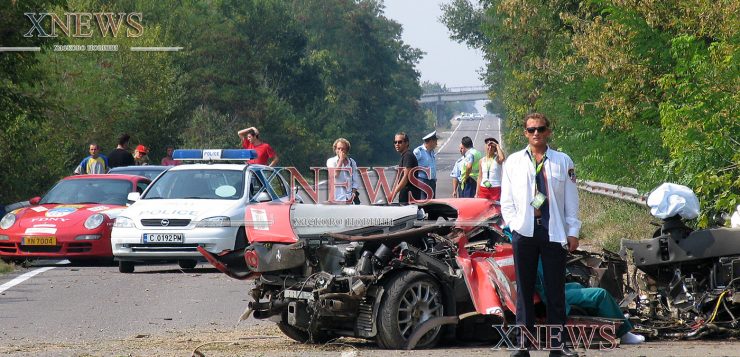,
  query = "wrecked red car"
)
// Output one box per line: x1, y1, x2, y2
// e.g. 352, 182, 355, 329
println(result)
200, 198, 622, 349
